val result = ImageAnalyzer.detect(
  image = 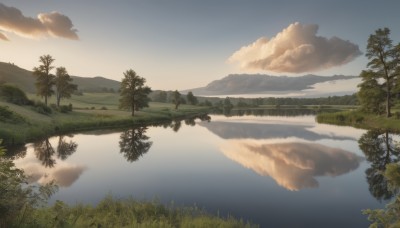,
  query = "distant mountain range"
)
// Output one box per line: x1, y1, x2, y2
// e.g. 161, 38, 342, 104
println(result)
184, 74, 358, 96
0, 62, 120, 93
